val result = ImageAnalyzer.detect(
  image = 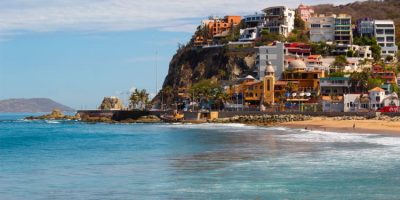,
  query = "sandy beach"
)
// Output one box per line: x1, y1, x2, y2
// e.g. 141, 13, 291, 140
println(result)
280, 117, 400, 135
